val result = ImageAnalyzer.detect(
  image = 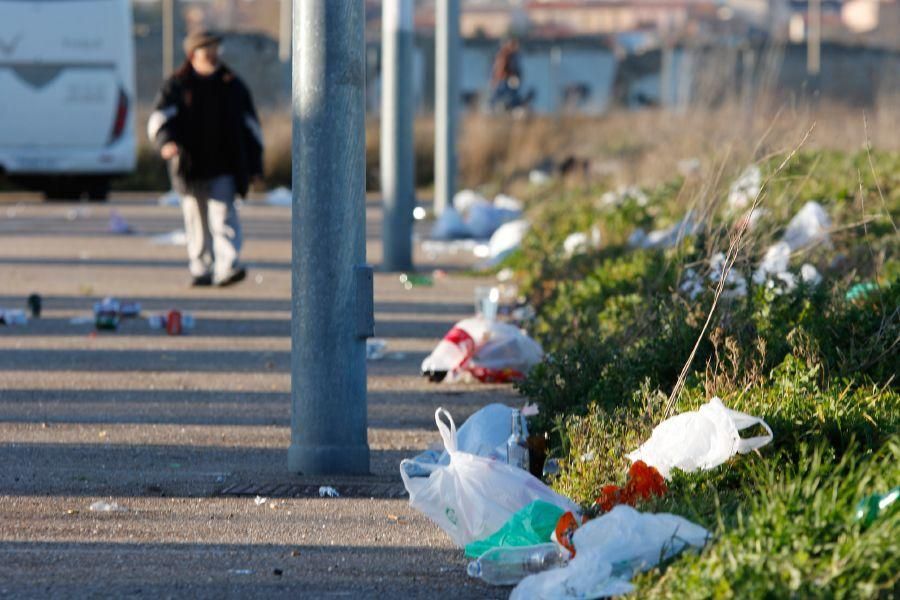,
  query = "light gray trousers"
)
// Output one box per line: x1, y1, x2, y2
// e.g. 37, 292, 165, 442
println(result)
181, 175, 242, 281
